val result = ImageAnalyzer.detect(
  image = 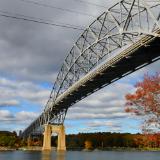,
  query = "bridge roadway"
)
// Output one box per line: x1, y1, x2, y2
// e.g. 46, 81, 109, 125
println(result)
22, 30, 160, 138
54, 31, 160, 110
